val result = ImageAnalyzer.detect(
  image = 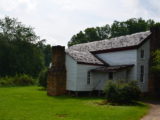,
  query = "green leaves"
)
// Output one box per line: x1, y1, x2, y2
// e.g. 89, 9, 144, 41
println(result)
68, 25, 111, 46
68, 18, 157, 46
0, 17, 45, 78
104, 80, 141, 104
152, 50, 160, 72
0, 16, 39, 43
